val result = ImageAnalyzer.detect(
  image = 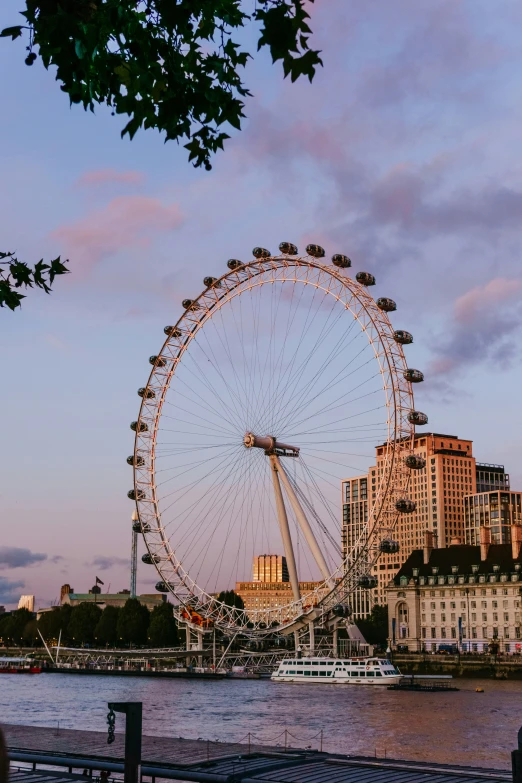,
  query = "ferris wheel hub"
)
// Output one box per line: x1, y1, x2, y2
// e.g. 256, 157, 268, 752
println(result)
243, 432, 300, 457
